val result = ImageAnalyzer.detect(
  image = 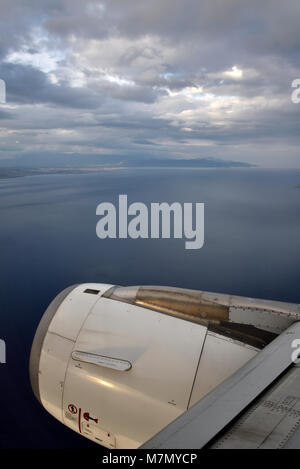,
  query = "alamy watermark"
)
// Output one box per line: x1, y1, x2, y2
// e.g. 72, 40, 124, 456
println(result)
291, 79, 300, 103
0, 78, 6, 104
0, 339, 6, 364
96, 195, 204, 250
291, 339, 300, 365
